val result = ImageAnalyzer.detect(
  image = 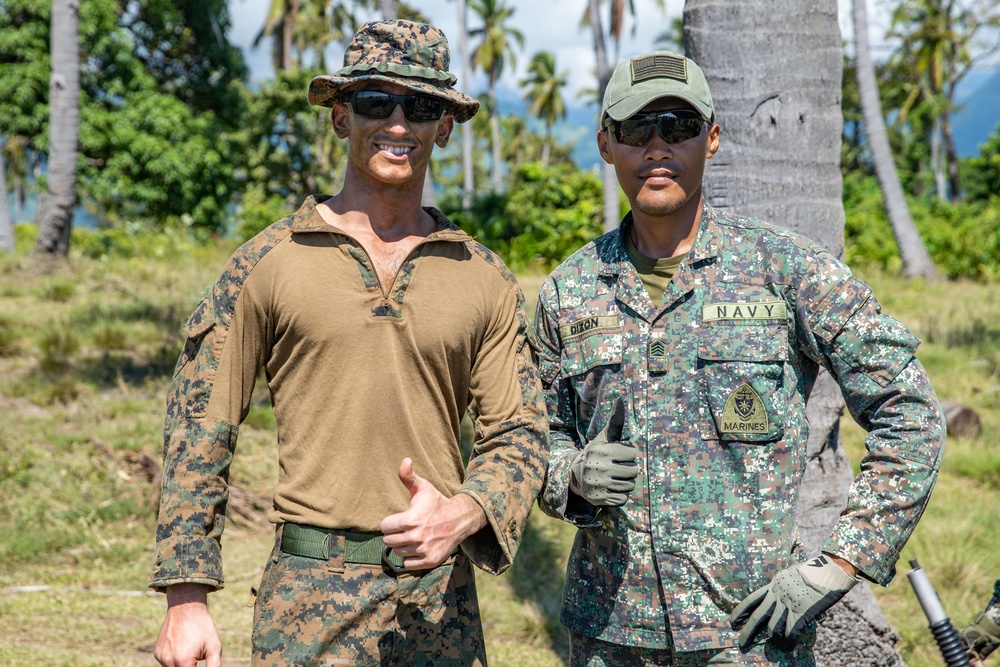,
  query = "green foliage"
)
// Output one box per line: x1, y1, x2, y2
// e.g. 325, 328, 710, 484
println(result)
236, 184, 294, 242
70, 220, 205, 260
115, 0, 247, 123
231, 70, 343, 241
844, 173, 1000, 280
445, 162, 603, 270
962, 122, 1000, 202
0, 0, 250, 233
